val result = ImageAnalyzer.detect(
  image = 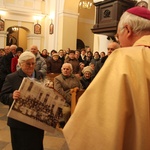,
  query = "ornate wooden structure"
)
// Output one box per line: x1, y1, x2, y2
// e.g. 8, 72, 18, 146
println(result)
91, 0, 136, 36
